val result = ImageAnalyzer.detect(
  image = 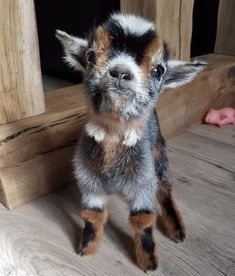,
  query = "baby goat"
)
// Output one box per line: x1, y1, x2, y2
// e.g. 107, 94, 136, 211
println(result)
56, 13, 206, 271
